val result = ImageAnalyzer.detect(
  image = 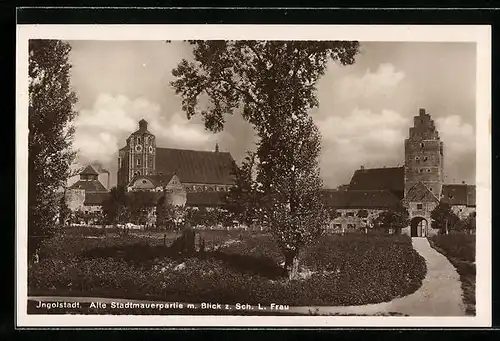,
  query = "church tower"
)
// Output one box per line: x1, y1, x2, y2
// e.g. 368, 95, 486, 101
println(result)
117, 119, 156, 186
404, 108, 444, 198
